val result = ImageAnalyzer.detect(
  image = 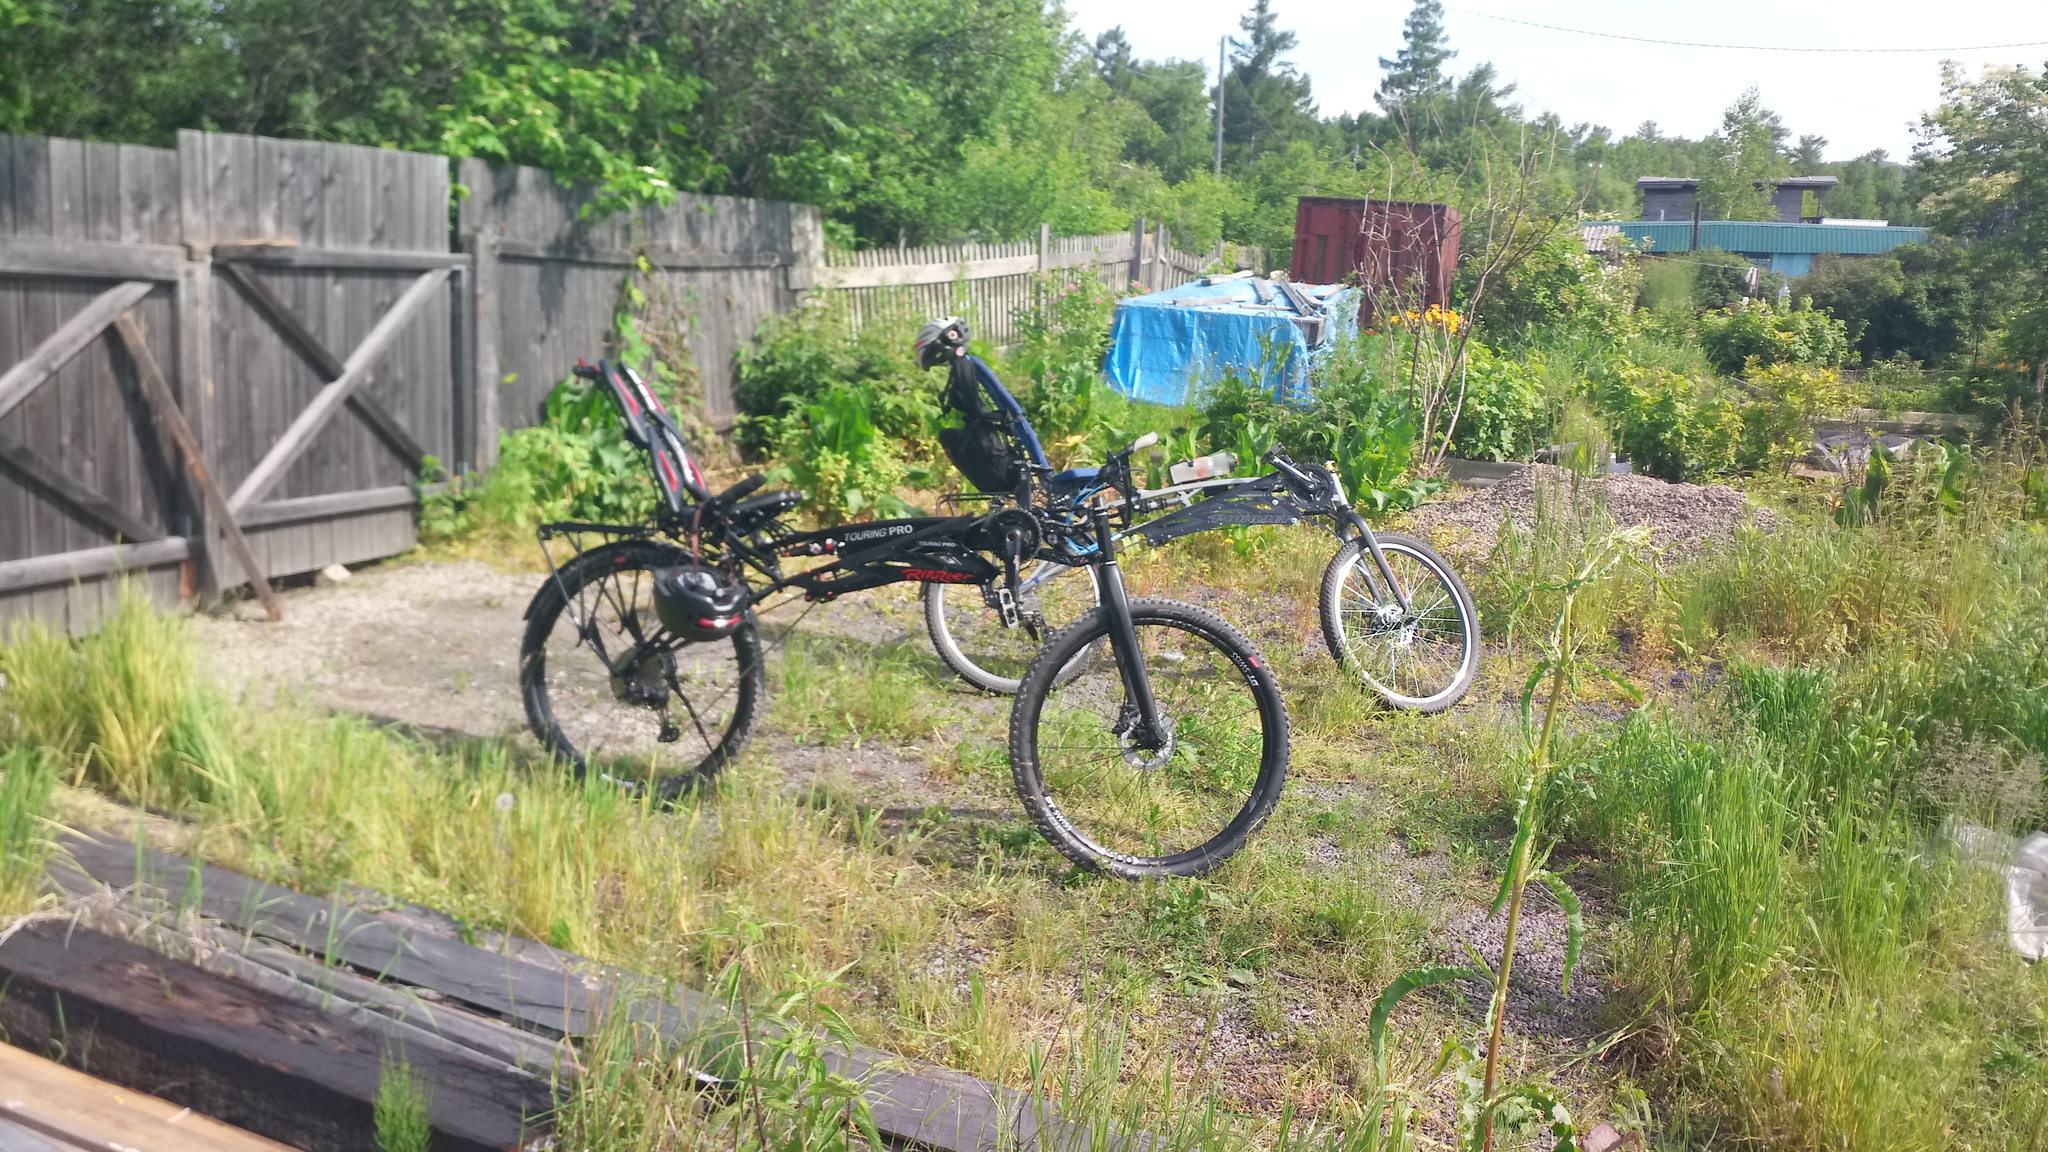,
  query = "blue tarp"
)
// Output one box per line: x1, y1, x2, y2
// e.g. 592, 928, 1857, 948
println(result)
1102, 279, 1361, 407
